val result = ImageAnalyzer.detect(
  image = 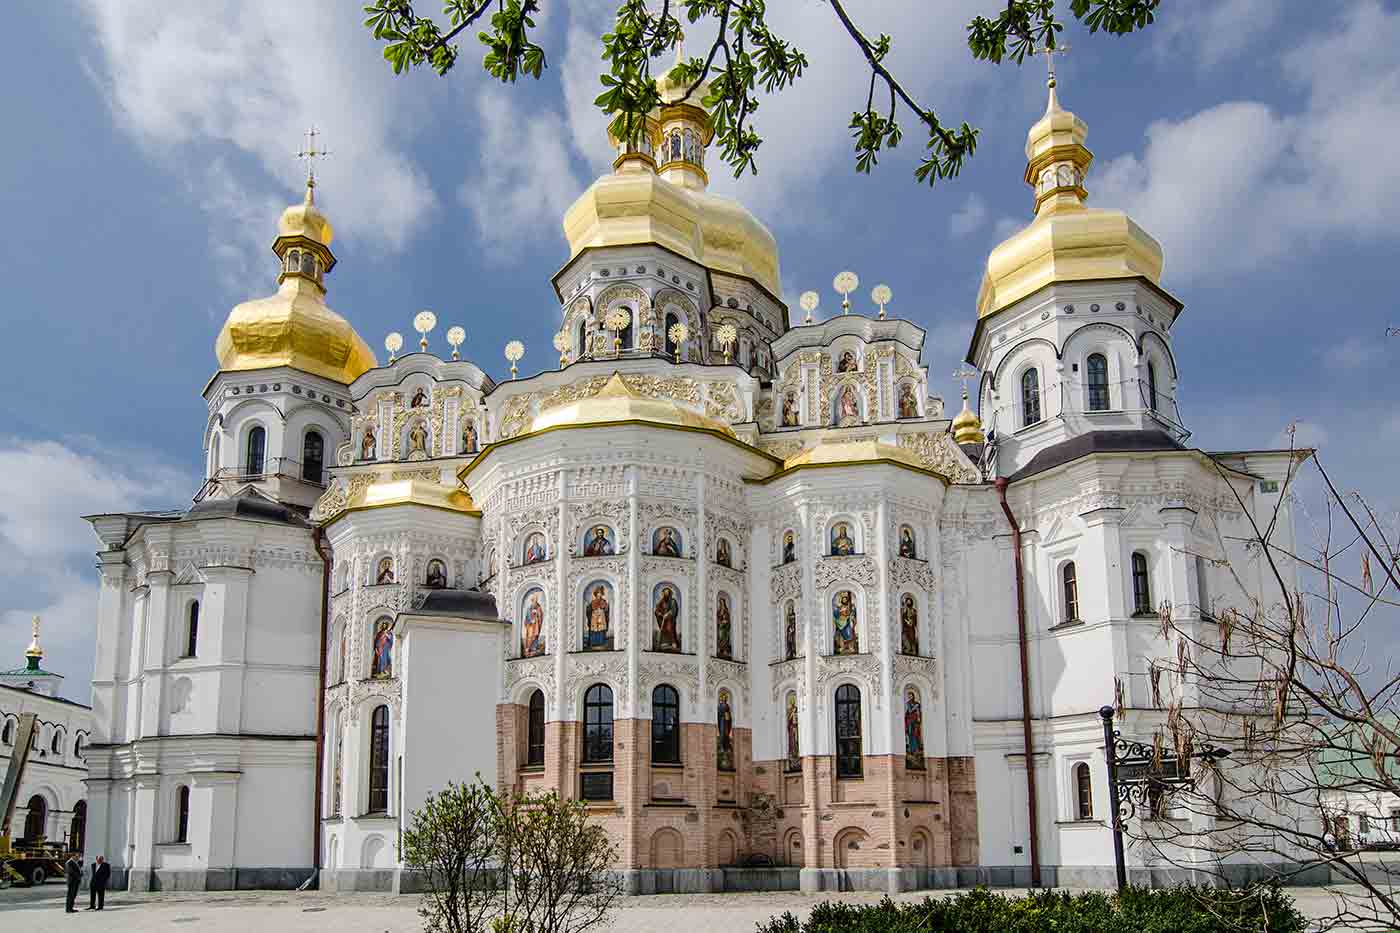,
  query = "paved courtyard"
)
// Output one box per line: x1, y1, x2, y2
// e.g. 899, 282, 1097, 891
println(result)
0, 882, 1386, 932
